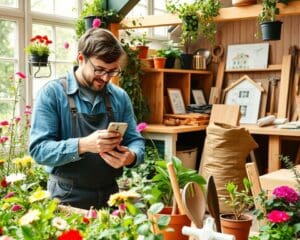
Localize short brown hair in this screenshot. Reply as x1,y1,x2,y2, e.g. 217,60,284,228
78,28,124,63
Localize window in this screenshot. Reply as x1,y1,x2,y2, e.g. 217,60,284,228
31,0,78,17
0,0,18,8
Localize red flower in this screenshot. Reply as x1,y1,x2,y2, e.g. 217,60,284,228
58,229,83,240
11,204,22,212
0,120,9,127
267,210,290,223
0,179,9,188
82,217,89,224
0,226,2,235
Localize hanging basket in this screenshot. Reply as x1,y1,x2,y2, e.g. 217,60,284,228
29,54,49,67
260,21,283,41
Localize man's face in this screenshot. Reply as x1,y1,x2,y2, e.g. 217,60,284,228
80,56,120,91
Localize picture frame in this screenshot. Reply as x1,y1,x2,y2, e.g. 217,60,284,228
192,89,207,105
226,43,269,70
167,88,186,114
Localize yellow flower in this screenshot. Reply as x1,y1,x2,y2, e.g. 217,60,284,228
1,202,10,210
12,156,34,168
29,189,50,203
108,190,140,207
0,158,5,166
19,209,41,226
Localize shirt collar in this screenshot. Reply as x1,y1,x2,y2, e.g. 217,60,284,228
66,66,113,95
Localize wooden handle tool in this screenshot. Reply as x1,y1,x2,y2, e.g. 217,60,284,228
167,162,185,215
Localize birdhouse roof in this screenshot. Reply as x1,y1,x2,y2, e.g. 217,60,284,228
223,75,265,93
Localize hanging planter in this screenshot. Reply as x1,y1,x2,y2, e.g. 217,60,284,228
260,21,282,41
29,54,49,67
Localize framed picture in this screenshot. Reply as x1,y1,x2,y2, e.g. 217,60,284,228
226,43,269,70
167,88,186,114
192,89,207,105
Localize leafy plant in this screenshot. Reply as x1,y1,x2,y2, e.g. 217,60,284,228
258,0,289,23
130,32,151,46
25,35,52,56
156,40,182,58
75,0,120,39
224,178,254,220
148,156,206,206
165,0,221,53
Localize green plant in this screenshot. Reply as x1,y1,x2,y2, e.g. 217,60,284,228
130,32,151,46
224,178,254,220
165,0,221,54
25,35,52,56
258,0,289,23
156,40,182,58
148,156,206,206
75,0,120,39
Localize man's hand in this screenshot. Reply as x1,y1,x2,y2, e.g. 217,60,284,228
99,145,136,169
78,129,122,154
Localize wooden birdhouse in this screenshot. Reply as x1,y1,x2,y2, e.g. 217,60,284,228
224,75,264,124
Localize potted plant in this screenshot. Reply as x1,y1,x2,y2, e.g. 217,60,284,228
75,0,120,39
25,35,52,66
146,157,206,240
258,0,290,41
165,0,221,69
220,178,254,240
156,40,182,68
130,32,151,59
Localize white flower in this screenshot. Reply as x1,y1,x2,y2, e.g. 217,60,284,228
19,209,41,226
29,189,50,203
6,173,26,183
52,217,69,231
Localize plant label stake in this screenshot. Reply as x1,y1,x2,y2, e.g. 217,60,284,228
182,217,235,240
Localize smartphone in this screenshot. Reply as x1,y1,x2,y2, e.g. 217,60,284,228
107,122,128,137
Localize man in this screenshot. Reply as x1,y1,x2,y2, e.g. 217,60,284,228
29,28,145,210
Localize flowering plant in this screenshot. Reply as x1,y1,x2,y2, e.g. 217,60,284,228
250,182,300,239
25,35,52,57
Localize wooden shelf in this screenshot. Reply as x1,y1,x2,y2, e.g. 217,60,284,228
142,68,212,75
142,124,207,134
120,1,300,29
225,64,282,73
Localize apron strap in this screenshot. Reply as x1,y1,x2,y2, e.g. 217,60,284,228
60,77,114,120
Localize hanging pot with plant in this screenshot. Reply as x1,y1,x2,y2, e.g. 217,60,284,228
258,0,290,41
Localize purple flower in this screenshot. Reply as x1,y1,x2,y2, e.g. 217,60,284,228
136,122,148,132
273,186,299,203
267,210,290,223
93,18,101,28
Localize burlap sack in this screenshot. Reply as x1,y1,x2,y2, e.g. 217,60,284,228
199,123,258,213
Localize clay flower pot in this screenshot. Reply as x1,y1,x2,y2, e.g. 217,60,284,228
220,213,253,240
136,45,149,59
153,57,166,69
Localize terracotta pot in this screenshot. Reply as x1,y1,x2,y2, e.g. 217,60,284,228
149,207,191,240
153,57,166,69
136,45,149,59
220,213,252,240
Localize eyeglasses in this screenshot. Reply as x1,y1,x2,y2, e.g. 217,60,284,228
87,58,121,77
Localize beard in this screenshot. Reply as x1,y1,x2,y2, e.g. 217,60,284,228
81,71,107,92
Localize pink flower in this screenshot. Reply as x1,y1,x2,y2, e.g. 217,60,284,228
267,210,290,223
0,120,9,127
25,105,31,109
119,203,126,211
63,42,69,49
136,122,148,132
15,116,21,123
16,71,26,79
93,18,101,28
112,209,120,216
4,192,14,199
85,208,97,219
11,204,22,212
0,136,9,144
23,110,32,115
273,186,299,203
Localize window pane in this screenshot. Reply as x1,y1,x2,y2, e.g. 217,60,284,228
31,0,53,14
55,27,76,61
126,5,147,17
31,0,77,17
0,0,17,8
154,1,166,10
0,61,16,119
55,62,73,77
0,19,17,58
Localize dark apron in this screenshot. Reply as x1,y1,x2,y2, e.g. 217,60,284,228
48,78,122,209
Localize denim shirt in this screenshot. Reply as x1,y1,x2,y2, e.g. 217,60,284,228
29,69,145,173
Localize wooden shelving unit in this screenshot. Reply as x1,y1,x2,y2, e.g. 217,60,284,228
120,1,300,29
224,64,282,73
141,68,213,123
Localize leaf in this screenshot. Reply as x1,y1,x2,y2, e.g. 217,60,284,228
157,215,171,229
148,202,164,214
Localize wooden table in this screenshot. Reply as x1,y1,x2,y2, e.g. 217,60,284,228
142,124,207,161
242,124,300,172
